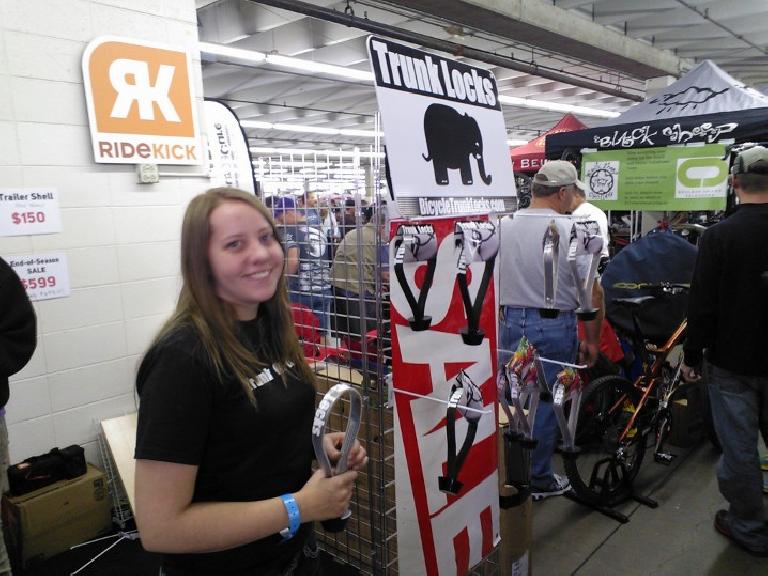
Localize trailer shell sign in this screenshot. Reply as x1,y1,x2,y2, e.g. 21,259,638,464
82,36,202,165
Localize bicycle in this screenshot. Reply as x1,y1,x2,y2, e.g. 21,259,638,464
562,282,708,519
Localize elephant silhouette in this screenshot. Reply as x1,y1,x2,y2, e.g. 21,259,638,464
422,103,492,186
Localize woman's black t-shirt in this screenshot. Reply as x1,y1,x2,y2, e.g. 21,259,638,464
134,319,315,575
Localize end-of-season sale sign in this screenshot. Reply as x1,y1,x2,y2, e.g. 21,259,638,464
0,188,62,237
9,252,70,301
581,143,727,210
367,37,515,217
82,36,202,165
390,216,499,576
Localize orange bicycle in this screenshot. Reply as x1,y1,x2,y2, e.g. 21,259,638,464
562,283,708,520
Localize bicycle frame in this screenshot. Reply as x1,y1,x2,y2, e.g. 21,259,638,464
615,319,688,443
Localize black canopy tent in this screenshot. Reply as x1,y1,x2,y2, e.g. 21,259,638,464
546,60,768,159
544,61,768,342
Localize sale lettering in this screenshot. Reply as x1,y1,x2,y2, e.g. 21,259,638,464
9,252,70,302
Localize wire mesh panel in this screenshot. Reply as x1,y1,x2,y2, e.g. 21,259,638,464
259,138,501,574
97,429,133,529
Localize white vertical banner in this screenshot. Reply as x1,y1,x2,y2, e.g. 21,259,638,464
8,252,71,301
0,189,62,237
203,99,256,194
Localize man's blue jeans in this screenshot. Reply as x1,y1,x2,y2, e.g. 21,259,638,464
706,360,768,551
499,307,577,487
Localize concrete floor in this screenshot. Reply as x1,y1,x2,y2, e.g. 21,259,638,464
531,441,767,575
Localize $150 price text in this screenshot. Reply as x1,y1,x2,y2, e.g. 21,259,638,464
11,211,46,225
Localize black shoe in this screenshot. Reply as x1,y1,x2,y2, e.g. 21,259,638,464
714,509,768,557
531,474,571,501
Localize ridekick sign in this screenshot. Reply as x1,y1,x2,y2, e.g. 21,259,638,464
82,37,203,165
367,37,516,217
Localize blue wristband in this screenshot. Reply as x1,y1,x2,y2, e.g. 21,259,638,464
279,494,301,540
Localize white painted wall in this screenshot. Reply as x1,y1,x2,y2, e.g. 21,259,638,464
0,0,207,467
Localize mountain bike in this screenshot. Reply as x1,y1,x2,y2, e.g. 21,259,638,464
562,283,707,520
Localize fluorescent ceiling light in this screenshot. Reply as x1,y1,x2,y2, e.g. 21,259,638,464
265,54,374,82
241,120,273,130
507,139,529,146
223,34,250,44
200,42,373,82
241,120,383,138
250,146,385,159
498,95,620,119
198,42,266,64
199,42,623,119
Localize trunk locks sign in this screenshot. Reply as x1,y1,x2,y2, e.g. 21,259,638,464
367,37,515,216
82,36,202,165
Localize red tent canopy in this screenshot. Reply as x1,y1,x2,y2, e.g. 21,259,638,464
510,113,588,174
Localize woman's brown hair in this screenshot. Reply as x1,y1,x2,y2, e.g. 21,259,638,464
147,187,314,402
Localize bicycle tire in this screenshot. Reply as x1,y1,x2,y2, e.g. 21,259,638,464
563,375,647,507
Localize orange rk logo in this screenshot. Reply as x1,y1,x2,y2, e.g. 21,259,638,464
84,38,196,137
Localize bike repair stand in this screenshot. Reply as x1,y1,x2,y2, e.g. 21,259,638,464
555,367,659,523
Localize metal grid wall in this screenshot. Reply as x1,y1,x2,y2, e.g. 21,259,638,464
262,135,501,573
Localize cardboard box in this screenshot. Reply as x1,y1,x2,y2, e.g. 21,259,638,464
2,463,112,568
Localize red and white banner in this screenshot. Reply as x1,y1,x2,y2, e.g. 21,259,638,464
390,215,499,576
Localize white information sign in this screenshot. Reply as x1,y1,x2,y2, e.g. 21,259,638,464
367,37,515,216
8,252,71,301
0,188,62,237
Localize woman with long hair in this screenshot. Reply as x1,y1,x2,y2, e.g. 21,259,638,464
134,188,365,575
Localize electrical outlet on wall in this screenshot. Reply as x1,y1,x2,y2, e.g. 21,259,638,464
136,164,159,184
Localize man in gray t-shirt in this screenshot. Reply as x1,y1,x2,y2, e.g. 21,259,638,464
498,160,602,500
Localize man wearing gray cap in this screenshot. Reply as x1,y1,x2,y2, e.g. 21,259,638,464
682,145,768,556
499,160,602,500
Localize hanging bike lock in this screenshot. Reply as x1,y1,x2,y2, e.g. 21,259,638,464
438,369,483,495
393,224,438,331
311,383,363,532
454,220,499,346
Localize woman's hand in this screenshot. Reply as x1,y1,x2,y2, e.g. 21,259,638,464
296,467,358,522
323,431,368,472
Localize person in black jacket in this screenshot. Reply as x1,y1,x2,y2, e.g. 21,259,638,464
682,145,768,557
0,256,37,574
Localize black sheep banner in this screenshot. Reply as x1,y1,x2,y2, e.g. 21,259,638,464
367,37,516,217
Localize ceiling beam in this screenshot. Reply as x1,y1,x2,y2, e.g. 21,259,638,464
381,0,688,79
247,0,645,101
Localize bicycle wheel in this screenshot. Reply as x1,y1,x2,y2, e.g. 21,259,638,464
563,375,647,507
